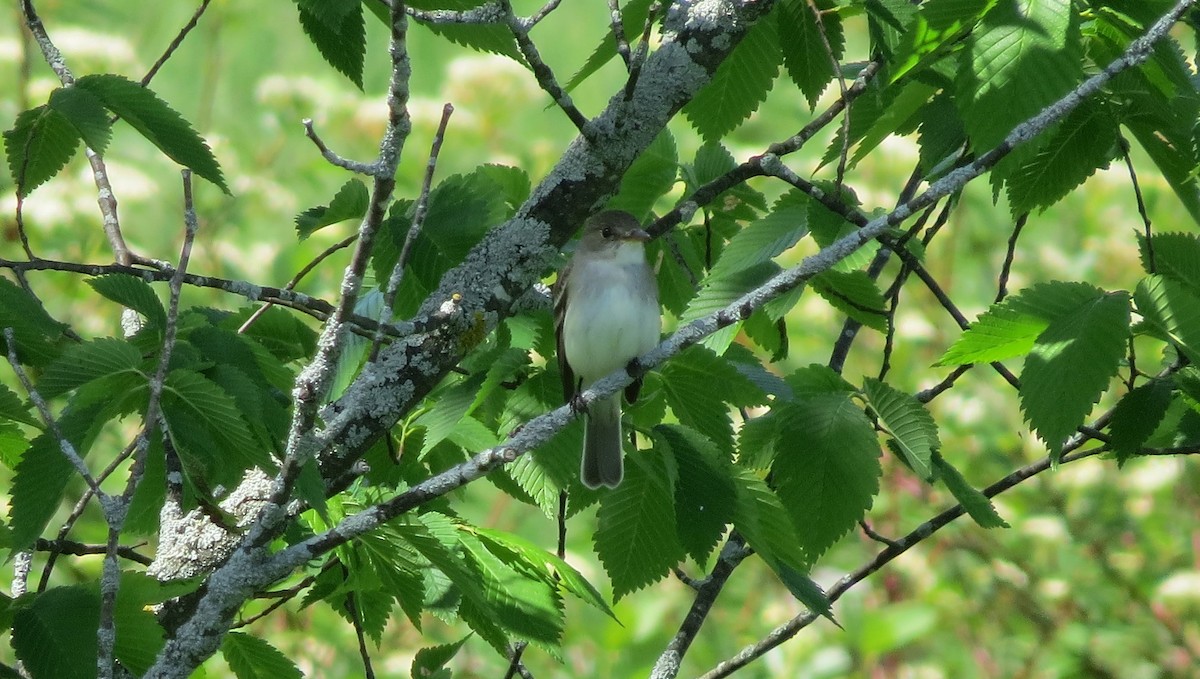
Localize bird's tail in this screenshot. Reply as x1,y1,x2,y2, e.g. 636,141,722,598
582,395,623,489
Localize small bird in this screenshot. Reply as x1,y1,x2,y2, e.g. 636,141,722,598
554,210,661,489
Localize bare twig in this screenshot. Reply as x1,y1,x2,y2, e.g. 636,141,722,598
608,0,633,69
498,0,590,134
996,213,1028,303
372,103,455,360
303,119,382,176
141,0,213,86
1120,135,1155,273
237,233,360,334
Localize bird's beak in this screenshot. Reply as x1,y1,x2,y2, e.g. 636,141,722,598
624,228,651,242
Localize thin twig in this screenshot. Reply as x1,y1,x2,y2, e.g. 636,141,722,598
34,539,152,566
608,0,633,69
4,329,102,494
1120,135,1154,273
302,119,382,175
238,233,359,335
996,213,1028,303
141,0,213,86
806,0,850,190
371,103,455,361
624,1,659,100
498,0,590,134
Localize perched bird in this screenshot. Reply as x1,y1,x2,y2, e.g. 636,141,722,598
554,210,661,489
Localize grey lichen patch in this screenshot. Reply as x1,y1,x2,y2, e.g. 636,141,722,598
148,469,274,581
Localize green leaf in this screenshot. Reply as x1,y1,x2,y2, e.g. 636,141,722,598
7,402,105,551
564,0,656,91
2,104,80,197
420,19,521,62
957,0,1082,150
730,468,807,569
380,169,509,317
811,269,889,332
772,561,836,624
594,449,685,601
1005,101,1117,216
607,129,677,221
708,191,810,280
11,586,99,679
658,346,764,453
0,382,39,429
162,369,268,480
222,631,303,679
891,0,993,82
296,0,366,88
684,261,778,354
233,305,318,364
1136,275,1200,363
1108,379,1174,465
804,183,871,272
475,527,615,620
295,178,370,239
682,13,781,140
87,274,168,330
47,85,112,155
779,0,845,109
937,281,1108,366
74,74,228,193
862,378,937,481
655,425,735,565
37,337,143,400
412,636,470,679
932,453,1008,528
1140,232,1200,291
460,527,564,647
772,395,882,565
0,278,70,367
1019,289,1130,461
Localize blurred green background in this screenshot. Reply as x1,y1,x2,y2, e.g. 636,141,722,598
1,1,1197,677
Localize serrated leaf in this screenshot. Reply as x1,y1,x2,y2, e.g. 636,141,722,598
730,467,807,569
772,561,837,624
1139,232,1200,291
47,85,111,155
862,378,937,480
381,169,509,317
459,526,564,646
1006,101,1117,216
412,636,470,679
162,369,268,477
87,274,168,329
684,261,778,353
0,278,70,367
295,178,370,239
222,631,303,679
3,104,80,197
0,382,39,429
1019,289,1130,461
233,305,318,364
475,527,615,620
8,432,75,552
564,0,655,91
422,20,521,61
937,303,1047,366
1136,275,1200,363
1109,379,1174,465
297,0,366,88
957,0,1082,150
938,281,1107,366
811,270,889,332
74,74,227,193
708,192,809,280
682,14,781,140
780,0,845,108
655,424,735,565
805,183,871,272
37,337,143,399
11,586,99,679
607,129,677,221
932,453,1008,528
772,395,882,565
658,346,764,453
594,450,684,600
891,0,992,82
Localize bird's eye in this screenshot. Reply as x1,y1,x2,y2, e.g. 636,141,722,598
601,227,614,238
